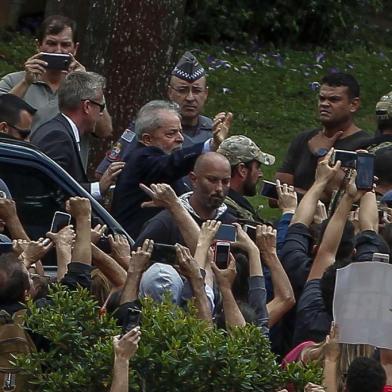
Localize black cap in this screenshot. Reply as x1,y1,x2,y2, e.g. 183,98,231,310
171,51,206,82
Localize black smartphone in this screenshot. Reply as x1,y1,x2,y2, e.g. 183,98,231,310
331,149,357,168
50,211,71,233
120,306,141,337
40,52,71,70
214,241,230,269
243,224,257,241
215,224,237,242
97,235,111,254
260,180,279,200
151,243,177,265
355,152,374,190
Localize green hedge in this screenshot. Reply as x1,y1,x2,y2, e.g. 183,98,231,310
184,0,384,46
15,286,322,391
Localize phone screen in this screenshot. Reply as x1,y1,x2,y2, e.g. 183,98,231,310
214,242,230,269
244,224,256,241
50,212,71,233
260,180,279,200
215,224,237,242
151,243,177,265
333,150,357,169
356,152,374,190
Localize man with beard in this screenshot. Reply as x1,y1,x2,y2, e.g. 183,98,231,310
217,135,275,223
133,152,234,247
276,72,369,193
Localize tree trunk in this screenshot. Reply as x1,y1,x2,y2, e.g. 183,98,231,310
45,0,185,176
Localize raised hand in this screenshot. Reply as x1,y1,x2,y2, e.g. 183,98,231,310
212,112,233,149
66,197,91,219
140,183,178,209
176,243,202,280
211,253,236,289
315,148,341,185
276,179,297,214
128,239,153,275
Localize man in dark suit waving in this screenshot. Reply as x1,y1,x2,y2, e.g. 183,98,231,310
111,100,231,239
31,71,123,199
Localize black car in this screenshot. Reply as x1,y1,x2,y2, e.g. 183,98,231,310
0,137,133,270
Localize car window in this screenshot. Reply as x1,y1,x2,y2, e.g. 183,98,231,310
0,162,71,240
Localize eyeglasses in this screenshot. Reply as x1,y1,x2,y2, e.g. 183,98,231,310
169,85,206,97
8,124,31,139
81,99,106,113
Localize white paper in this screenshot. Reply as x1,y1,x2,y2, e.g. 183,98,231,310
333,261,392,349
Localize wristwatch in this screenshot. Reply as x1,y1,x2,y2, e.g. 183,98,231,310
313,148,329,158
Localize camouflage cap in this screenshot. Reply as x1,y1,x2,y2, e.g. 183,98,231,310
217,135,275,166
376,91,392,121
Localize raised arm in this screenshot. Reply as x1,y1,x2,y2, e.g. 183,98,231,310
193,220,221,288
256,224,295,327
66,197,92,265
46,225,75,281
110,327,141,392
307,171,358,281
233,223,269,335
176,244,212,326
91,245,127,287
120,239,153,305
211,255,246,329
358,190,378,233
276,179,298,252
291,148,340,227
140,183,200,252
0,198,29,240
322,323,340,392
108,234,131,270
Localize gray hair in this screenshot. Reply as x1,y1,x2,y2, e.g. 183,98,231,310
135,100,180,138
58,71,106,112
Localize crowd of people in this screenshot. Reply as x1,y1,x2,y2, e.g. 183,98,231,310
2,13,392,392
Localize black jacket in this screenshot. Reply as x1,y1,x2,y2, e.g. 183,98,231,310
31,113,90,191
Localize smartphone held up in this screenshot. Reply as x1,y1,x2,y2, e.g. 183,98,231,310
50,211,71,233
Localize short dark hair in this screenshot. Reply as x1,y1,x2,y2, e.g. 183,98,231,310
346,357,386,392
37,15,78,43
321,72,360,99
0,94,36,126
320,258,351,316
0,253,30,305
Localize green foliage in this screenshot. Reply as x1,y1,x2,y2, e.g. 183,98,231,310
133,297,283,391
284,361,323,392
184,0,384,46
15,285,119,392
0,31,35,76
15,287,322,392
196,44,392,219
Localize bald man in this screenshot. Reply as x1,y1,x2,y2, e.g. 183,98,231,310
134,152,235,247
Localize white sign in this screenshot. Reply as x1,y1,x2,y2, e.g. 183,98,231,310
333,261,392,349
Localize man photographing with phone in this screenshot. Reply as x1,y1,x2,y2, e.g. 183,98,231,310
0,15,112,165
